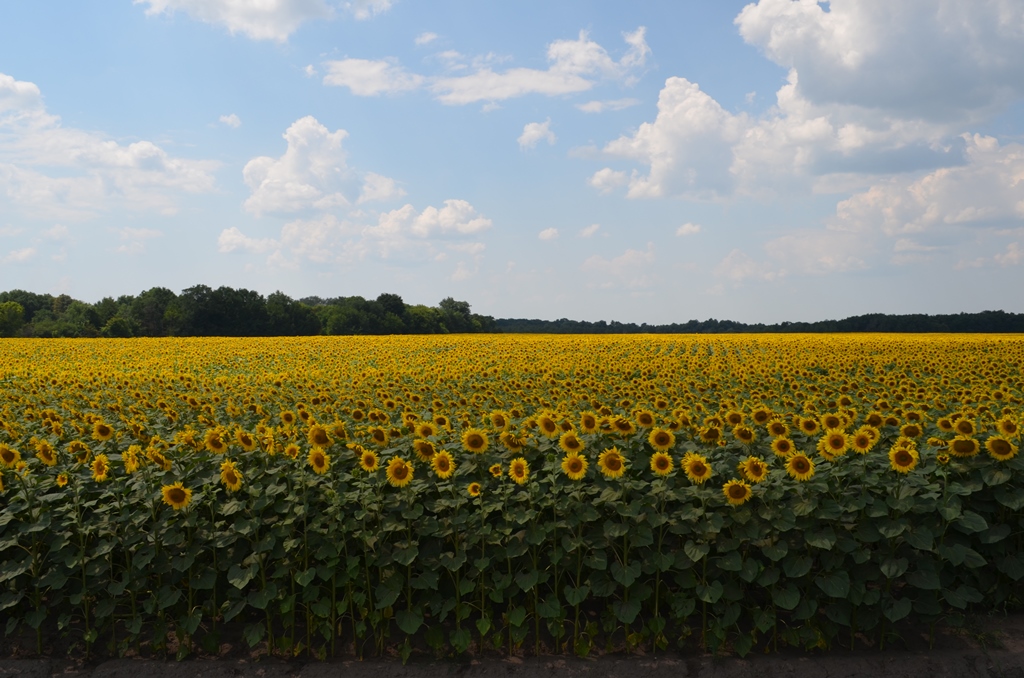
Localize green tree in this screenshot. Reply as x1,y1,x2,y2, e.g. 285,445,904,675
0,301,25,337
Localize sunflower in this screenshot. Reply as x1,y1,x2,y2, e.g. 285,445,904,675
220,459,243,492
724,410,744,426
431,450,456,479
561,451,588,481
235,430,257,452
509,457,530,485
648,428,675,452
766,419,789,437
949,435,980,458
995,416,1019,438
489,410,512,431
954,418,976,436
864,412,884,428
204,429,228,454
367,426,389,448
798,418,820,435
92,454,111,482
308,448,331,475
850,429,875,454
786,454,815,482
412,439,437,463
986,435,1019,462
936,453,951,465
936,417,954,432
739,456,768,483
579,412,600,434
359,449,380,472
67,440,90,463
284,443,300,459
699,426,722,444
467,482,482,497
488,463,503,478
820,413,843,430
650,451,674,476
461,428,489,454
722,480,752,506
732,425,755,444
0,445,21,469
611,417,637,436
433,414,452,430
147,448,172,471
817,429,848,458
415,422,438,438
123,445,141,474
598,448,626,479
386,457,414,487
499,430,527,452
899,423,923,439
770,437,794,458
888,446,918,473
161,482,192,511
56,472,69,488
92,421,114,442
35,441,57,467
559,431,585,454
635,410,656,428
683,453,712,484
536,414,560,438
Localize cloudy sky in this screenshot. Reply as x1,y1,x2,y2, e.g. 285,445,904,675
2,1,1023,324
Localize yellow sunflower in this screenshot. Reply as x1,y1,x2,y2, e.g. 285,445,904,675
359,449,380,472
56,473,69,488
284,442,300,459
0,444,21,469
489,410,512,431
683,453,712,484
722,479,752,506
995,417,1019,438
386,457,414,487
579,411,600,434
161,482,192,511
367,426,389,448
766,419,789,437
732,425,755,445
308,448,331,475
235,429,257,452
412,439,437,463
888,446,918,473
509,457,530,485
92,454,111,482
650,451,674,476
92,421,114,442
204,429,228,454
559,431,585,454
598,448,626,479
561,451,588,481
817,429,848,459
949,435,979,458
461,428,489,454
220,459,243,492
499,430,528,452
786,453,815,482
35,441,57,467
536,414,560,438
489,463,503,478
739,456,768,483
986,435,1019,462
648,428,675,452
431,450,456,479
415,422,438,438
467,482,482,497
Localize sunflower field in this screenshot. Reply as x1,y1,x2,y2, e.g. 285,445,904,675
1,334,1023,661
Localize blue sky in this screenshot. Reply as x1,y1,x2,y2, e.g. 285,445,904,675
1,1,1023,324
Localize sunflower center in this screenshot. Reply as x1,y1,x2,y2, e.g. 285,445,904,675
393,464,408,480
224,471,238,484
437,458,450,471
468,434,483,448
992,440,1011,455
728,484,747,499
568,458,583,473
655,433,670,446
605,456,622,471
690,462,706,475
829,436,844,450
794,459,809,473
894,450,913,466
953,439,975,454
168,488,186,503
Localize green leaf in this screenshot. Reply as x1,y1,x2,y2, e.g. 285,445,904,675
717,551,743,572
783,555,812,579
980,524,1012,544
392,545,419,567
537,597,561,619
814,571,850,598
877,519,907,538
295,567,316,587
805,527,836,550
515,569,539,592
508,606,527,627
247,588,273,610
998,554,1024,581
614,598,642,625
733,633,754,658
243,622,266,648
684,540,709,562
158,586,181,610
476,617,491,636
374,582,401,610
396,609,423,635
695,581,723,604
772,585,800,611
227,563,257,589
564,585,590,607
982,466,1012,486
905,526,934,551
906,569,941,590
762,541,789,562
604,521,629,539
884,598,912,622
955,511,988,534
880,557,908,579
610,561,641,587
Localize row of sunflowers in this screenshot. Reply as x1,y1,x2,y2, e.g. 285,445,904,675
0,334,1022,660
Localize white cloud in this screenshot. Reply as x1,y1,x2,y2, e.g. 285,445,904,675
117,227,162,255
588,167,628,194
43,224,69,240
344,0,392,20
219,113,241,128
0,72,217,220
830,135,1024,236
676,223,701,236
538,228,559,240
576,98,641,113
1,247,35,264
322,58,425,96
218,226,278,254
415,32,438,46
243,116,360,215
304,64,317,78
995,242,1022,267
581,243,656,289
579,224,600,237
357,172,405,204
714,249,780,285
135,0,333,42
518,119,556,150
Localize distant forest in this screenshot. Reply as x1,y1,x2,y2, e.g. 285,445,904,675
0,286,1021,337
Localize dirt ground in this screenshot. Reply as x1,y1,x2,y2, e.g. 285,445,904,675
4,615,1024,678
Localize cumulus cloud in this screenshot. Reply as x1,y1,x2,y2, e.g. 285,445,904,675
676,223,701,236
243,116,403,215
0,72,217,220
415,32,438,46
518,119,556,150
579,224,600,237
323,28,650,105
588,167,628,194
135,0,333,42
1,247,35,264
218,226,278,254
219,113,241,128
576,98,640,113
538,228,558,240
995,242,1023,267
117,227,163,255
344,0,392,20
322,58,425,96
581,243,656,289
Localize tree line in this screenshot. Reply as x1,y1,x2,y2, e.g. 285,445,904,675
494,310,1024,334
1,287,1021,337
0,287,495,338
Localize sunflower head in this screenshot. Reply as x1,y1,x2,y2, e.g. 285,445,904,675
949,435,979,458
489,410,512,431
786,453,815,482
986,435,1018,462
431,450,456,479
579,412,600,434
683,453,712,484
467,482,482,497
561,451,588,481
359,449,380,472
509,457,530,485
161,482,192,511
888,446,918,474
536,415,560,438
648,428,675,452
559,431,585,454
770,437,793,458
739,456,768,483
308,448,331,475
412,439,437,462
92,421,114,442
635,410,656,428
766,419,789,437
284,442,300,459
220,459,243,491
954,418,976,436
415,422,438,438
386,457,414,487
461,428,489,454
92,454,111,482
995,417,1019,438
56,473,69,488
0,444,22,469
722,479,752,506
489,463,503,478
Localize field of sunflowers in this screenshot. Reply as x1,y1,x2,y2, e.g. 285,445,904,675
0,334,1022,661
